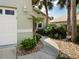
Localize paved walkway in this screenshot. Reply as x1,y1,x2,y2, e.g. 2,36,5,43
0,44,16,59
18,37,59,59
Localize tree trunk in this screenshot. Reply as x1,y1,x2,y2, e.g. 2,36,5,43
71,0,77,41
67,6,71,36
44,1,49,27
33,17,36,36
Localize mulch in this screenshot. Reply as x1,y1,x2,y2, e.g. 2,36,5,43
53,39,79,59
17,41,44,56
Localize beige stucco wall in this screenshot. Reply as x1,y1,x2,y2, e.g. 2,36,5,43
0,0,16,7
17,0,33,43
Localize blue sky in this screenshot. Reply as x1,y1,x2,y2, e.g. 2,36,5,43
41,0,79,19
48,6,67,18
41,5,67,19
41,0,67,19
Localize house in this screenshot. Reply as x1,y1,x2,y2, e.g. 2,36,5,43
33,7,53,30
50,14,79,24
0,0,33,45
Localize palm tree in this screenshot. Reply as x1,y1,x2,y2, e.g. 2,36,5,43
37,0,54,27
71,0,77,41
57,0,71,37
57,0,79,41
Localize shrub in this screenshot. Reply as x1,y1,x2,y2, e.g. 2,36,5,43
77,25,79,34
20,38,37,49
36,29,45,36
36,24,67,39
36,24,57,36
55,25,67,39
47,24,67,39
44,24,56,36
34,34,41,42
75,35,79,44
60,24,67,32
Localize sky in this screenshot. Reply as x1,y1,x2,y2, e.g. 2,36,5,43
41,0,67,19
48,6,67,18
40,0,79,19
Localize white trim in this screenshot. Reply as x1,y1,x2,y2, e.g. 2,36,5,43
17,29,32,33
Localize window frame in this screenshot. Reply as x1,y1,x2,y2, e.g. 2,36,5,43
0,9,3,14
37,22,43,29
5,9,15,15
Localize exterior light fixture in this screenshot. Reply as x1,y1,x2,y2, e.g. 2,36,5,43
24,5,27,12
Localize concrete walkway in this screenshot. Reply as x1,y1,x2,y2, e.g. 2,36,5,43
0,44,16,59
18,37,59,59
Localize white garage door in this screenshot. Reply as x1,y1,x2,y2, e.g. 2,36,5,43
0,7,17,46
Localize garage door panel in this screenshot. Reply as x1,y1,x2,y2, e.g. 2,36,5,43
0,8,17,45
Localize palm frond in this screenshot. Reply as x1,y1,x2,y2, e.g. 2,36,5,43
47,1,53,10
38,1,43,9
57,0,66,9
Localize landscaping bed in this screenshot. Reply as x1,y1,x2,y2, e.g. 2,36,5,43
52,39,79,59
17,41,44,56
17,34,44,56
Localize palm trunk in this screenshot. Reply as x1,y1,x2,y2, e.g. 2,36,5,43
66,0,71,36
44,0,48,27
33,17,36,36
67,6,71,36
71,0,77,41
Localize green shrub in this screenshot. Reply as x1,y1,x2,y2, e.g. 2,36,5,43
75,35,79,44
36,24,67,39
20,38,37,49
60,24,67,32
77,25,79,34
36,24,56,36
48,24,67,39
34,34,41,42
36,29,46,36
44,24,56,36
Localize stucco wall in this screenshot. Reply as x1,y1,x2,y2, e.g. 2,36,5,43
0,0,16,7
17,0,33,43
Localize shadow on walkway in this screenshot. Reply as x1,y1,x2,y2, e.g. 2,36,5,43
57,51,71,59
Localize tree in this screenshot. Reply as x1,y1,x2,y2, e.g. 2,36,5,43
57,0,71,37
37,0,54,27
30,16,44,36
71,0,77,41
57,0,79,41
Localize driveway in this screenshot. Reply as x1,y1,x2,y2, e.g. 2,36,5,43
0,44,16,59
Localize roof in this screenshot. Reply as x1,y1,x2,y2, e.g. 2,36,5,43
50,14,79,23
33,7,53,20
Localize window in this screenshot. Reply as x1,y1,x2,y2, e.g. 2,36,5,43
0,9,2,14
38,23,42,28
5,10,14,15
